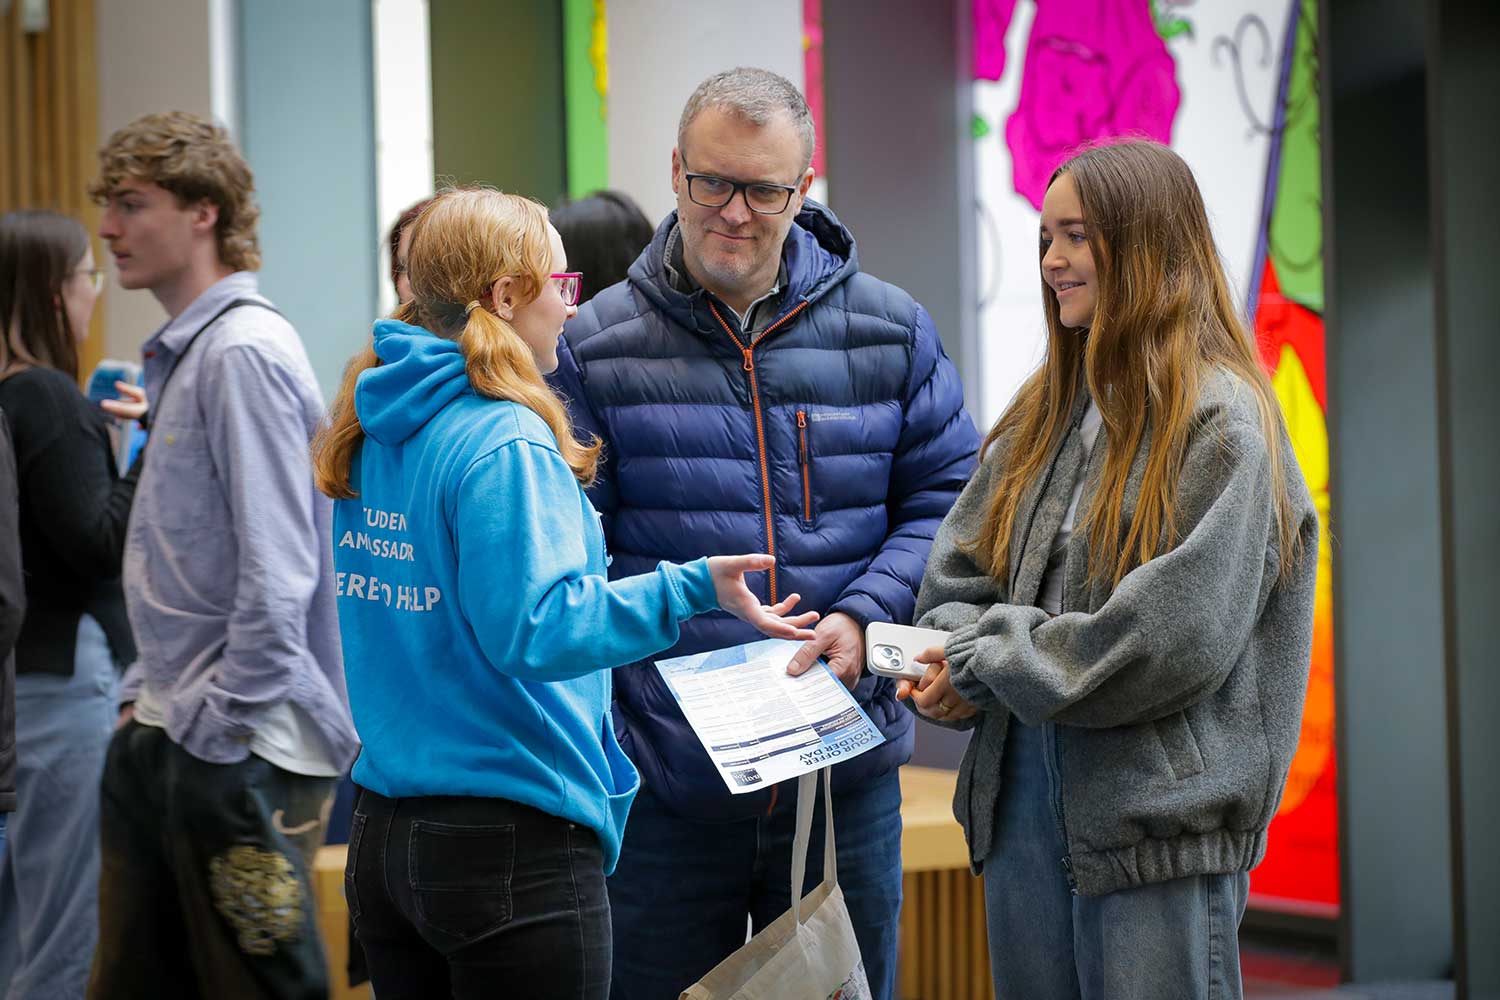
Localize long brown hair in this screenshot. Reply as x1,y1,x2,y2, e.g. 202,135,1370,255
313,189,599,498
0,210,90,381
969,140,1302,586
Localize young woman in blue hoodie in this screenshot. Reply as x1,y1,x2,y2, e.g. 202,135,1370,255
312,188,817,1000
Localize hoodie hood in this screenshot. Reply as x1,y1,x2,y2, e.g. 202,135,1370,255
356,319,471,446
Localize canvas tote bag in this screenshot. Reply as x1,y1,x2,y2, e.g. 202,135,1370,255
680,767,872,1000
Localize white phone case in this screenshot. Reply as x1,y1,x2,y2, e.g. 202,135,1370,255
865,622,952,681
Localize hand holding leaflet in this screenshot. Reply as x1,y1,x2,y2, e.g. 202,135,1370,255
656,638,885,794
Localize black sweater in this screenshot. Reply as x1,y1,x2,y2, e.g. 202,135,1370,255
0,367,137,677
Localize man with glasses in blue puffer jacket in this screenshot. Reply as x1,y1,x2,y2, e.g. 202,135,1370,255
550,66,979,1000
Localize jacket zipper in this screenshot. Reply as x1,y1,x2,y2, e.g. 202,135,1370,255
1044,722,1077,893
708,300,810,604
796,410,812,523
1019,408,1088,891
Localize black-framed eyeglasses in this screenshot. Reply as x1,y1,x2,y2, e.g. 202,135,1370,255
684,170,800,215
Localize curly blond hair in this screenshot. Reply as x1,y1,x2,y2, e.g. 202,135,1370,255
89,111,261,272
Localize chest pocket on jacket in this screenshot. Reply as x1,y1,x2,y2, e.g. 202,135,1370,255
794,410,815,523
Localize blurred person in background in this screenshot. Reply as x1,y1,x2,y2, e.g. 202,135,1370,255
0,210,142,999
0,412,20,907
387,197,433,306
551,190,654,305
86,112,357,1000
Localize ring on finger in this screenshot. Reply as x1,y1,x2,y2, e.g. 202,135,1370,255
932,702,951,716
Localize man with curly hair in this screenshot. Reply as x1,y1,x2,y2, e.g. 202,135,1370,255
86,111,357,1000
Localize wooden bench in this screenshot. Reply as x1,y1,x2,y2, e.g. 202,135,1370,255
312,766,990,1000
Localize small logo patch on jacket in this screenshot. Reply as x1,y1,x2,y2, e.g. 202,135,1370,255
809,411,857,423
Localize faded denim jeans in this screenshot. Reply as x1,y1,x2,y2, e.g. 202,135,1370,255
0,616,116,1000
982,719,1249,999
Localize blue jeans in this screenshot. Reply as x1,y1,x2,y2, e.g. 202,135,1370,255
608,768,903,1000
0,616,117,1000
983,719,1249,999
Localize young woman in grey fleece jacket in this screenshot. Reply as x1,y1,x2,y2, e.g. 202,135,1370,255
899,141,1320,999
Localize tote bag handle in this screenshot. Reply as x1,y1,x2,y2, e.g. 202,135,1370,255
787,767,838,925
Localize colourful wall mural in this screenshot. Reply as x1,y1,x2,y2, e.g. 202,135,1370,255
563,0,609,200
973,0,1337,916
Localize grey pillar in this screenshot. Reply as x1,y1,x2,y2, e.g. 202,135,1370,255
238,0,378,398
821,0,980,417
1327,0,1500,991
822,0,976,772
1429,2,1500,995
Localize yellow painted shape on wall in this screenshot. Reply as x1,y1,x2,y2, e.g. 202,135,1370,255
591,0,609,118
1271,345,1334,815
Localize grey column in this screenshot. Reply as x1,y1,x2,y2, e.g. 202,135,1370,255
822,0,976,771
1429,2,1500,996
238,0,379,398
1327,0,1500,991
821,0,979,416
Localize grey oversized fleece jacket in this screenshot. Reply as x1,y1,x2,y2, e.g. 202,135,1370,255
914,370,1318,895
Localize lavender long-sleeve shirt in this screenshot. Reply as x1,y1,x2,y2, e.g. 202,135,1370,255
121,272,357,767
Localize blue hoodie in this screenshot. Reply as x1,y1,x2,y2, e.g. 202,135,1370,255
335,319,717,872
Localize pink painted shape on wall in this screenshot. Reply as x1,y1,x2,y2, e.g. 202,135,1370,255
1002,0,1182,209
974,0,1021,81
803,0,826,176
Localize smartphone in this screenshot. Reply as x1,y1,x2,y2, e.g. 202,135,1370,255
865,622,951,681
85,359,142,407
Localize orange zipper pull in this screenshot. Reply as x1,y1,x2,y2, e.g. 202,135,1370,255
742,348,754,371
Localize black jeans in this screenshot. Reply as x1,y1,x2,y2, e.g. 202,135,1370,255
346,786,611,1000
89,721,334,1000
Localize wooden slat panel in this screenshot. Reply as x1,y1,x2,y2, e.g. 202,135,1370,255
0,4,12,210
0,1,103,376
9,4,32,206
50,0,73,211
896,866,992,999
32,33,53,207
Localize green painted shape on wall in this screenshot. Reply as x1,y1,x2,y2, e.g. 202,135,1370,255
1269,0,1324,313
429,0,566,206
564,0,608,199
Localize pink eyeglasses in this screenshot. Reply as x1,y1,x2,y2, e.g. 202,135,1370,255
551,272,583,307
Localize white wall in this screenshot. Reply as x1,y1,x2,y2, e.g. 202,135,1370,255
372,0,434,316
94,0,218,360
606,0,805,225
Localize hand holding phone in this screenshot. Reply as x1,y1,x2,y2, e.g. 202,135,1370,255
864,622,951,681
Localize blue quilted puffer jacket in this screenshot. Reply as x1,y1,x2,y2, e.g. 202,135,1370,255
550,201,979,821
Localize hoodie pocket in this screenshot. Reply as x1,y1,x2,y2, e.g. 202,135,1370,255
1154,711,1205,780
795,410,813,524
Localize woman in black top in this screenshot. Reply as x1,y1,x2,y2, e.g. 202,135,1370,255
0,210,142,997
